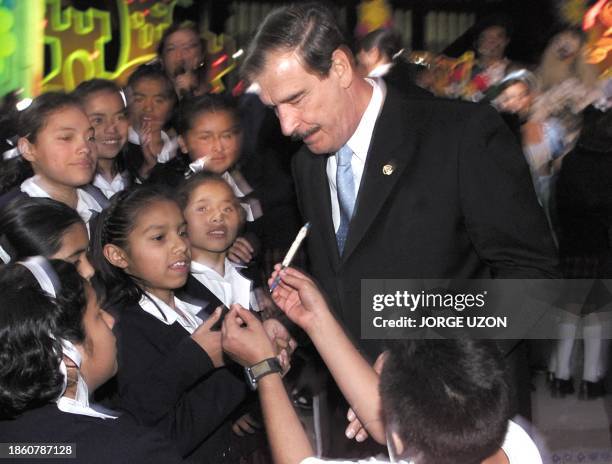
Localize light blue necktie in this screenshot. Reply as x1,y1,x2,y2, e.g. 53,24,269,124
336,145,355,255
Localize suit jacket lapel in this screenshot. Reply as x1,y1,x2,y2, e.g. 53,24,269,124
342,90,427,261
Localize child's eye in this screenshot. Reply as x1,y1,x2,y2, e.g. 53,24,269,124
152,234,164,241
224,206,235,213
59,135,73,141
196,206,208,213
91,117,103,125
117,113,128,122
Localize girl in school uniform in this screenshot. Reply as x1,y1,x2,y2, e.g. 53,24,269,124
90,185,249,463
0,258,184,463
124,64,179,181
0,196,94,279
0,92,107,230
73,79,131,199
146,94,263,267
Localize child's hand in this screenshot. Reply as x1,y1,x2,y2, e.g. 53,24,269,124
138,121,159,179
227,237,255,265
190,306,225,368
232,413,261,436
268,265,332,333
262,318,298,374
221,304,276,367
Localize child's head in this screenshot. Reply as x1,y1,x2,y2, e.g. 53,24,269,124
177,173,245,260
91,186,190,308
0,197,93,280
0,258,116,419
126,64,177,133
0,92,96,194
176,94,242,174
157,21,204,81
73,79,129,163
380,340,510,464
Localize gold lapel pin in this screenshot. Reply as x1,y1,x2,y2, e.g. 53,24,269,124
382,164,394,175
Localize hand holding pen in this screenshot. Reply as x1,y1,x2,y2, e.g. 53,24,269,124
269,223,310,293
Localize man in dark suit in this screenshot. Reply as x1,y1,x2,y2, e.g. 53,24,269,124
241,2,558,427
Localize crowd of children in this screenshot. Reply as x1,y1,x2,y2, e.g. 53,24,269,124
0,15,551,464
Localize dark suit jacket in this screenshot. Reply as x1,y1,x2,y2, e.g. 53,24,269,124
0,404,185,464
292,87,560,356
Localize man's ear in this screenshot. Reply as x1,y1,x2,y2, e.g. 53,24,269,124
331,47,355,89
103,244,129,269
18,137,35,163
178,135,189,154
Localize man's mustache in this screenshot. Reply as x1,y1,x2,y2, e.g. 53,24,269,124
291,126,320,142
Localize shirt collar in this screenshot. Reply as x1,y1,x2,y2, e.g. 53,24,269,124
190,258,247,277
344,78,386,162
20,176,103,224
127,126,177,163
138,292,202,327
368,62,393,78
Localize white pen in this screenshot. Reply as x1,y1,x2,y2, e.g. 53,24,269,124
269,222,311,292
184,155,211,178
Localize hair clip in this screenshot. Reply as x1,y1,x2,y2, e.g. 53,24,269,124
17,256,61,298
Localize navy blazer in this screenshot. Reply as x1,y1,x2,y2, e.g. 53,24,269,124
114,300,247,463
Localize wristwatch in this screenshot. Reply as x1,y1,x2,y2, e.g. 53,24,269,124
244,357,282,390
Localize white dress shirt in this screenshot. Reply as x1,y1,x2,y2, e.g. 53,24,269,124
326,78,386,232
138,292,203,334
92,171,129,199
128,126,178,163
190,258,252,309
20,176,104,231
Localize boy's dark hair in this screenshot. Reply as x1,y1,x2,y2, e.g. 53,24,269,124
0,260,86,419
357,29,403,60
241,2,347,81
380,340,510,464
0,92,83,194
175,93,241,136
126,63,176,101
0,197,84,262
90,185,177,310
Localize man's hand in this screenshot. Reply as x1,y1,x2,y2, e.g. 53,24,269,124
221,304,276,367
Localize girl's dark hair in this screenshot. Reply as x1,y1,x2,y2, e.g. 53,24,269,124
156,21,204,63
90,185,177,309
357,29,403,60
0,260,87,419
126,63,177,101
176,171,246,221
175,93,241,136
0,92,83,194
72,78,129,175
0,197,84,262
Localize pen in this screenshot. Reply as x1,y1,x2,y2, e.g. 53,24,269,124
184,155,211,178
269,222,311,292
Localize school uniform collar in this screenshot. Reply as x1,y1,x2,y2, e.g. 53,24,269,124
138,292,202,332
20,176,104,225
128,126,178,163
368,62,393,78
190,259,251,308
57,396,117,420
221,171,255,221
92,171,129,199
345,77,386,163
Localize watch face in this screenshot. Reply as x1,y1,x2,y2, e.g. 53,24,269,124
251,360,272,378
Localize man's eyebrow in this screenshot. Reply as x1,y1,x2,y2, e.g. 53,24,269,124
278,90,305,105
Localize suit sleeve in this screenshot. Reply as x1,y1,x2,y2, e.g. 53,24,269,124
458,104,561,278
116,313,247,456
